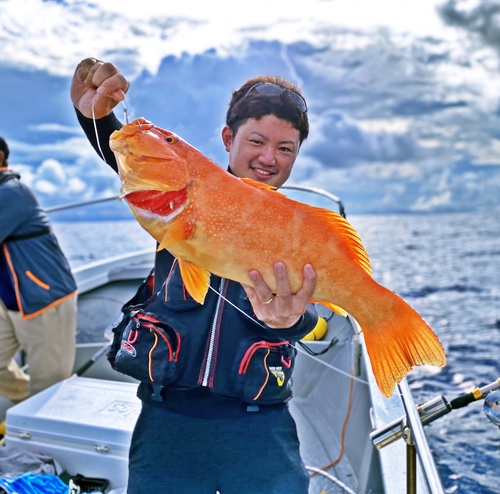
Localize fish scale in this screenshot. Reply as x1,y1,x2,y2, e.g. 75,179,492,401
109,117,446,398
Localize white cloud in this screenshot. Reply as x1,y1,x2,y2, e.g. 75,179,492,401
38,158,66,185
0,0,457,77
27,123,82,134
356,118,413,134
66,176,87,194
34,179,58,194
411,191,452,211
469,138,500,165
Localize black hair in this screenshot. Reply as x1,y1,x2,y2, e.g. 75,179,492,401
0,137,9,165
226,75,309,144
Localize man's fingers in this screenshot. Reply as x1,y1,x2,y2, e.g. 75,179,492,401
96,74,129,100
296,264,317,301
247,271,274,304
75,58,98,83
273,262,291,298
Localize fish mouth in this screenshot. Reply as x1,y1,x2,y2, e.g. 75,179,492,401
124,188,188,222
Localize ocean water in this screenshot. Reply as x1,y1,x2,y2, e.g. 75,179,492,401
51,212,500,494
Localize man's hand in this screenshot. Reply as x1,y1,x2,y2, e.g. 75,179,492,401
242,262,316,329
70,58,130,119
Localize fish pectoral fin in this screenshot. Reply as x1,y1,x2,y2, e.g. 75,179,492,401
157,219,196,251
177,258,210,304
311,300,348,317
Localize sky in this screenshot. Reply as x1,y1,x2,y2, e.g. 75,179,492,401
2,0,500,216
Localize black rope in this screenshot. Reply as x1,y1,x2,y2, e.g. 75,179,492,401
297,337,338,356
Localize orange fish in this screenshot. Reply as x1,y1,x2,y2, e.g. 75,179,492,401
109,117,446,397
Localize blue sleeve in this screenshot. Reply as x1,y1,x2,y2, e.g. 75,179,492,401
0,183,33,243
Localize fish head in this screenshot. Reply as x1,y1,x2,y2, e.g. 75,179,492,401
109,117,194,235
110,117,191,190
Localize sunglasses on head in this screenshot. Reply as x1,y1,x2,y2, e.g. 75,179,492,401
244,83,308,113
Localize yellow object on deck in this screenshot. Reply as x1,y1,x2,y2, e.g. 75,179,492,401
301,317,328,341
0,420,5,436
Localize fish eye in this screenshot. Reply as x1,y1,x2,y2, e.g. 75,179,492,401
165,135,178,144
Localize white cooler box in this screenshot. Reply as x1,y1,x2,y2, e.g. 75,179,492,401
5,376,141,490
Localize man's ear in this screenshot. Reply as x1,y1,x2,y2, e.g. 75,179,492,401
221,126,233,152
0,151,4,167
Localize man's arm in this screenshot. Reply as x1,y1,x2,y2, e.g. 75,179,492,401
71,58,130,172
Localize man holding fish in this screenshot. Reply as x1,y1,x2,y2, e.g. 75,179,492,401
71,58,319,494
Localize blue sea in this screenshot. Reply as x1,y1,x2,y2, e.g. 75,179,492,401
51,212,500,494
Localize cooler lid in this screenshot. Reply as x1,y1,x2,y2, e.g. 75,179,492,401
6,376,141,450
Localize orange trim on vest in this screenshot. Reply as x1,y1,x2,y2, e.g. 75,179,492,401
3,244,77,320
25,270,50,290
3,244,23,314
0,167,8,172
20,290,77,320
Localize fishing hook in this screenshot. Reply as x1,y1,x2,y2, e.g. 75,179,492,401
91,94,130,163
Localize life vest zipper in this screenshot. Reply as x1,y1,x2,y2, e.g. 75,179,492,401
201,278,226,387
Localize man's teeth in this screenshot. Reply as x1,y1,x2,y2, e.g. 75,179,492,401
254,168,271,175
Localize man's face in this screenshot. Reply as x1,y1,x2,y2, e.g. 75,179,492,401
222,114,300,188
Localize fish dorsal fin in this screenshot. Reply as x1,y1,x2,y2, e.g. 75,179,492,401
311,300,348,317
177,258,211,304
308,207,372,276
157,218,195,251
287,201,371,276
240,177,283,194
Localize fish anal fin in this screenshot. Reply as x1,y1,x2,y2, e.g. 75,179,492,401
311,300,348,317
361,291,446,398
177,258,210,304
157,219,195,251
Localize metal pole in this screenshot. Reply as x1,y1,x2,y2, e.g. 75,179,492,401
281,184,346,217
398,381,445,494
403,426,417,494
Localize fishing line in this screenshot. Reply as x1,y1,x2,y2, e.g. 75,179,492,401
294,345,370,385
207,284,268,331
207,283,371,386
91,94,107,163
91,95,130,164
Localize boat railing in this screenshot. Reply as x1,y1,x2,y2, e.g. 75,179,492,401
282,187,449,494
45,195,120,213
396,380,445,494
372,376,500,494
281,185,346,217
45,187,451,494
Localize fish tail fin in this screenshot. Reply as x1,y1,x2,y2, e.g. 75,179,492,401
360,289,446,398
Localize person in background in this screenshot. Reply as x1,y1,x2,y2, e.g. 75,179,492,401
0,137,77,403
71,58,317,494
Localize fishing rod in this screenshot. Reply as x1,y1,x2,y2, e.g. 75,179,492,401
371,377,500,449
45,195,120,213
